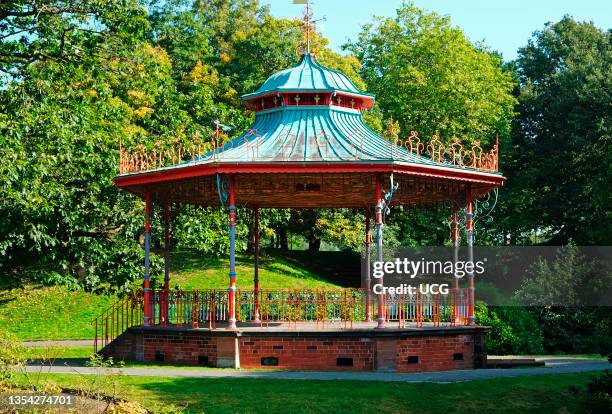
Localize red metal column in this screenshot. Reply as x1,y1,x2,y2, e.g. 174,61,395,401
364,208,372,322
143,190,152,327
452,205,460,324
465,186,475,325
227,176,237,329
375,176,385,329
253,207,261,323
162,202,171,326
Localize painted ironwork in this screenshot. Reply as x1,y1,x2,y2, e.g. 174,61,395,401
119,126,500,175
92,287,471,352
227,176,237,329
465,187,476,325
143,191,152,326
364,208,372,322
253,208,261,323
242,53,371,101
375,175,385,329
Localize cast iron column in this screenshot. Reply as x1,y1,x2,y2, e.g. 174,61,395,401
465,186,475,325
143,190,152,326
364,208,372,322
161,202,171,326
452,205,460,324
375,176,385,329
253,207,261,323
228,176,238,329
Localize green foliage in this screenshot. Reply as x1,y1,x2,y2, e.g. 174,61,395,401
347,2,517,144
0,330,27,387
495,16,611,244
475,304,544,355
527,307,612,355
514,243,612,306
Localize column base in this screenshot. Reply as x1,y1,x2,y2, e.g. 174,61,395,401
375,318,386,329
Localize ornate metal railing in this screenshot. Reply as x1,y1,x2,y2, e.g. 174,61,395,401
93,288,470,352
93,291,143,353
118,131,499,174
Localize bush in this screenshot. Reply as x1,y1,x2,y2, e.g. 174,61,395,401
476,304,544,355
528,306,612,354
0,330,27,387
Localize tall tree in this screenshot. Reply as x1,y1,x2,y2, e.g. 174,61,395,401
347,3,517,246
498,17,611,245
346,2,517,146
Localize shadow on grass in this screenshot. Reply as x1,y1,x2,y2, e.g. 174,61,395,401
166,249,358,287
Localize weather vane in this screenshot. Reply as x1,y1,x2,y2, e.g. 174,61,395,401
293,0,326,54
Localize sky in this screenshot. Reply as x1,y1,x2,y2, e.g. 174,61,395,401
260,0,611,61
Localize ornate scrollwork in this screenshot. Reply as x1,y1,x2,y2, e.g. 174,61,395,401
405,131,424,156
427,135,444,163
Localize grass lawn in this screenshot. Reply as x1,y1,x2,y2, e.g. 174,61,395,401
22,345,95,360
0,286,116,341
0,250,340,341
26,371,600,414
165,250,341,290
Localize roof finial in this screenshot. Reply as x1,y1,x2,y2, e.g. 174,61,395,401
294,0,324,55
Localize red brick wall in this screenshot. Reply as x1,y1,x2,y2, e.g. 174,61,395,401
102,328,485,371
395,334,474,372
239,337,374,370
141,333,218,366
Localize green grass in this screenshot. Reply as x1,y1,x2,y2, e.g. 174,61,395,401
0,286,116,341
25,371,601,414
22,345,95,360
0,250,341,341
164,250,341,290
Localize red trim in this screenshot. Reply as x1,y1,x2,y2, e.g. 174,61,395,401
114,162,505,188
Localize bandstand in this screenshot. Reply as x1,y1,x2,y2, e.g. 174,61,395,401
96,25,504,371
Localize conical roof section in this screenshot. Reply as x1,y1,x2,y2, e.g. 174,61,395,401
116,52,502,180
242,53,374,100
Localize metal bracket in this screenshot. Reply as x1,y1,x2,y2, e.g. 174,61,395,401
216,174,229,208
382,173,399,216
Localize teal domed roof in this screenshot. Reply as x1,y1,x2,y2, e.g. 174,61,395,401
241,53,374,100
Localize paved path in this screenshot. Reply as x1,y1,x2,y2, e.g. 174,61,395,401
25,357,609,383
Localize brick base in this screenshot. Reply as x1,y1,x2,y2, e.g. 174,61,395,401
101,326,488,372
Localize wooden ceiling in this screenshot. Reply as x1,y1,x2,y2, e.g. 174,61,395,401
125,173,496,208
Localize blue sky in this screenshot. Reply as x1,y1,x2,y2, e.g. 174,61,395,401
261,0,611,61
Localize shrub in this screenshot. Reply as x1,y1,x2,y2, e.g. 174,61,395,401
476,304,544,355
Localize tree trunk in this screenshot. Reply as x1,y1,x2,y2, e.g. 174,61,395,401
308,235,321,252
279,228,288,250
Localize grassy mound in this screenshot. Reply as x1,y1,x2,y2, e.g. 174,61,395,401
164,251,344,290
0,286,116,340
0,250,346,340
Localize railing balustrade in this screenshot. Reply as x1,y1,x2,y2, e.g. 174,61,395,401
93,288,470,353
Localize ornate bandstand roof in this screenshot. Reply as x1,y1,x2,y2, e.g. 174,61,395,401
242,53,374,103
115,51,504,208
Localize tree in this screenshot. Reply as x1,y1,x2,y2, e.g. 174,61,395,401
347,3,516,246
0,0,148,78
500,16,611,245
346,2,517,146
